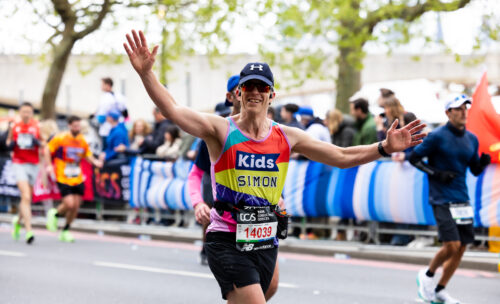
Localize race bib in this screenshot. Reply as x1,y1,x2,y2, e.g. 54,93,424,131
449,203,474,225
236,205,277,252
64,163,81,178
18,133,34,149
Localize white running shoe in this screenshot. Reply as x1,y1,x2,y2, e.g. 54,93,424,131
417,269,435,302
432,289,460,304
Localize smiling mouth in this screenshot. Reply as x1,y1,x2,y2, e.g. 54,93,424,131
247,99,262,104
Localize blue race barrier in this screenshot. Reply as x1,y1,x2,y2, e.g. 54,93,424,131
129,157,500,227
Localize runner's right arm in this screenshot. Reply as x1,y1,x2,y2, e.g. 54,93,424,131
123,30,226,144
187,164,210,225
408,132,456,183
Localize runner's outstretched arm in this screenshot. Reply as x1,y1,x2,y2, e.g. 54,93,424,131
123,30,226,142
284,119,426,169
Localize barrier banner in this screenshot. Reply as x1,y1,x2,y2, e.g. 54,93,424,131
94,158,131,203
283,160,500,227
0,157,19,197
128,157,500,227
32,160,95,203
129,156,192,210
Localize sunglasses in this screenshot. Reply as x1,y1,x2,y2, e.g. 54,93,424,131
241,82,271,93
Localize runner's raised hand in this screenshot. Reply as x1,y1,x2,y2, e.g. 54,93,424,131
123,30,159,75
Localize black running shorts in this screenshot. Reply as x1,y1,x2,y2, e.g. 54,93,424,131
57,183,85,197
205,232,278,300
432,204,474,244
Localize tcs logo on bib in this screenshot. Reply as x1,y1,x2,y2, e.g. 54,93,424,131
235,151,279,172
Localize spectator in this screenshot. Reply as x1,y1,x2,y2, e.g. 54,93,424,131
267,106,276,120
297,106,330,142
376,96,405,141
95,77,127,148
297,106,331,239
377,88,395,108
392,112,418,162
100,110,129,162
156,126,182,160
80,119,101,156
129,119,152,150
349,98,378,145
280,103,304,129
141,107,173,154
324,109,357,147
39,120,59,144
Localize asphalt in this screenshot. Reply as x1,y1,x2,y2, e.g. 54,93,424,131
1,213,499,273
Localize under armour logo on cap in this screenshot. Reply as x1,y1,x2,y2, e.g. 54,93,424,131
250,64,263,71
239,62,274,87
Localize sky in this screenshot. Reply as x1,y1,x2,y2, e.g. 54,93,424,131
0,0,499,56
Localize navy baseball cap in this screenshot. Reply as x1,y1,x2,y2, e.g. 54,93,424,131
225,75,240,107
214,102,231,117
239,62,274,88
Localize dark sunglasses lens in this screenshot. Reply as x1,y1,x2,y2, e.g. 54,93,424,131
242,83,270,93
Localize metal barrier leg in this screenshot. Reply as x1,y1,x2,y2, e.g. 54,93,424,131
368,221,380,244
172,210,181,227
154,209,161,224
301,217,306,237
96,201,103,221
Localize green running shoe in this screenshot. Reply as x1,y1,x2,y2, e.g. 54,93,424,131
12,216,21,241
59,230,75,243
46,208,58,232
25,230,34,244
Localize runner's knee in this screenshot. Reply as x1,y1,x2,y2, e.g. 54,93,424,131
444,241,461,256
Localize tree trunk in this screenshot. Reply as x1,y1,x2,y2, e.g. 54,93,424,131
335,46,361,114
41,37,75,119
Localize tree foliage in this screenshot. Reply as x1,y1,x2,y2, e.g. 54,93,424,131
258,0,475,113
150,0,240,85
19,0,240,118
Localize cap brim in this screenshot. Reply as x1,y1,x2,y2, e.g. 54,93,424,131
239,75,273,87
447,99,471,110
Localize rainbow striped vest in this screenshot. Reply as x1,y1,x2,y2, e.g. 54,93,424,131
207,117,290,233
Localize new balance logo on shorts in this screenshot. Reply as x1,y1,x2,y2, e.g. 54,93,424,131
236,151,279,172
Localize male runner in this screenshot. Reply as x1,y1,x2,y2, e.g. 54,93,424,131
124,29,425,303
8,102,41,244
410,94,490,304
45,116,102,242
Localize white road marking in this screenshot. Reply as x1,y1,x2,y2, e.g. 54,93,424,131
94,261,214,279
278,282,298,289
0,250,26,257
94,261,298,288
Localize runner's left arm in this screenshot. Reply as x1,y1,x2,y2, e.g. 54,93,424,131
283,119,426,169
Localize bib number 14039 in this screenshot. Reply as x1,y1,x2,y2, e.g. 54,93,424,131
235,205,278,252
238,223,277,242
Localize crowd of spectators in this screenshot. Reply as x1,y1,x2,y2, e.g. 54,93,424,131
0,76,430,243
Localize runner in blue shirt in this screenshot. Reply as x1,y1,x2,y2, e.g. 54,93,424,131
410,94,491,304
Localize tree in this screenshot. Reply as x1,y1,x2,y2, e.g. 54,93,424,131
30,0,113,119
259,0,472,113
22,0,239,118
151,0,239,86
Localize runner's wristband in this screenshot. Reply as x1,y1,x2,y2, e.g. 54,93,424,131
378,141,391,157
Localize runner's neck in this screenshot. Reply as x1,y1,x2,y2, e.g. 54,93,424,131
231,114,271,141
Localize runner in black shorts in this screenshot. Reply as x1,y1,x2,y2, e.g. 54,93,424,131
45,116,102,242
124,30,425,303
411,94,491,304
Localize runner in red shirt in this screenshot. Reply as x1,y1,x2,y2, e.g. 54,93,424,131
7,102,42,244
